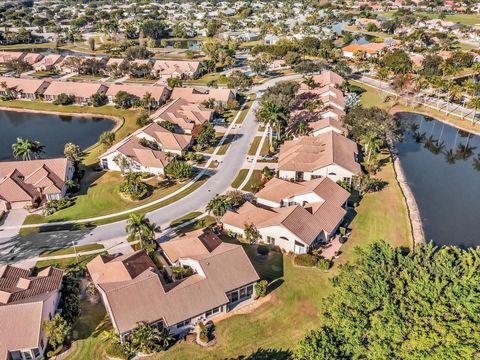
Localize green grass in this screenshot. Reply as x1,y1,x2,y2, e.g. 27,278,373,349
35,252,105,270
380,11,480,26
175,215,216,235
68,74,105,81
0,100,141,165
231,169,249,188
349,80,396,110
170,211,203,227
182,72,228,86
236,94,256,125
241,170,263,192
23,174,187,224
217,134,235,155
248,136,269,156
65,300,111,360
39,243,104,257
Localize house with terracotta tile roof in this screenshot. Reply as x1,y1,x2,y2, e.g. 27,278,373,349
87,229,259,338
32,55,64,71
342,43,386,58
222,177,350,254
170,87,234,105
22,53,44,66
100,122,191,175
277,131,361,183
0,51,25,64
151,60,202,81
106,84,170,108
43,81,108,105
0,76,50,100
298,71,345,90
150,97,214,134
0,265,63,360
0,158,74,211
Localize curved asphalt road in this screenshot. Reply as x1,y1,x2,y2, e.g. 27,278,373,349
0,74,302,263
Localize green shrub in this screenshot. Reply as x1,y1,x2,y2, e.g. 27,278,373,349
257,244,270,256
347,84,366,95
255,280,268,297
316,258,331,271
53,93,75,105
294,253,317,267
105,343,129,360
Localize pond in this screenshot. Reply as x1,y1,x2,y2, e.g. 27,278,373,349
0,110,115,161
329,21,375,46
396,112,480,248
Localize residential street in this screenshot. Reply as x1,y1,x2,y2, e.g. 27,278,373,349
0,74,302,263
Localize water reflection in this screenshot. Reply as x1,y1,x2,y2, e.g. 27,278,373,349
396,112,480,247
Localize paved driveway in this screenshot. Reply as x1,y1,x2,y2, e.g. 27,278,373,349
0,209,28,241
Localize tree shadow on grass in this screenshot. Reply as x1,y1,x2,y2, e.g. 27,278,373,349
225,347,292,360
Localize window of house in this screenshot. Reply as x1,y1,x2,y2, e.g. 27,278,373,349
246,285,253,296
239,287,248,299
228,291,239,303
176,319,191,328
23,351,32,360
266,236,275,245
205,306,220,317
101,158,108,169
33,348,40,357
40,339,44,350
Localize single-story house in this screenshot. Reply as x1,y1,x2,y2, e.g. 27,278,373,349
170,87,234,105
43,81,108,104
342,43,386,58
0,158,74,211
0,51,25,64
277,131,361,183
100,122,191,175
106,84,170,107
32,55,64,72
264,34,279,45
87,229,259,338
150,97,214,134
309,117,347,137
0,265,63,360
56,56,106,74
152,60,202,81
22,53,44,66
0,76,50,100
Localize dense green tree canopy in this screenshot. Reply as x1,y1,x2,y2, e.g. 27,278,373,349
295,241,480,360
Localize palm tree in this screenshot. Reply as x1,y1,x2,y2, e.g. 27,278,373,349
30,141,45,159
12,138,35,160
125,213,160,251
142,92,153,114
472,154,480,172
302,76,317,89
256,100,288,150
467,96,480,124
206,195,228,223
443,148,456,164
360,132,383,164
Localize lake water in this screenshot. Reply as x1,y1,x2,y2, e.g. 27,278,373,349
0,110,115,160
396,112,480,248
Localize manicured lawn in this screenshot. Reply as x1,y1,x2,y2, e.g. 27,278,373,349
65,300,111,360
68,74,106,81
241,170,263,192
349,80,396,110
175,215,216,235
0,100,141,165
236,94,256,125
39,243,104,257
217,134,235,155
380,11,480,26
231,169,249,188
23,173,187,223
170,211,203,227
35,252,106,270
248,136,269,156
182,72,228,86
